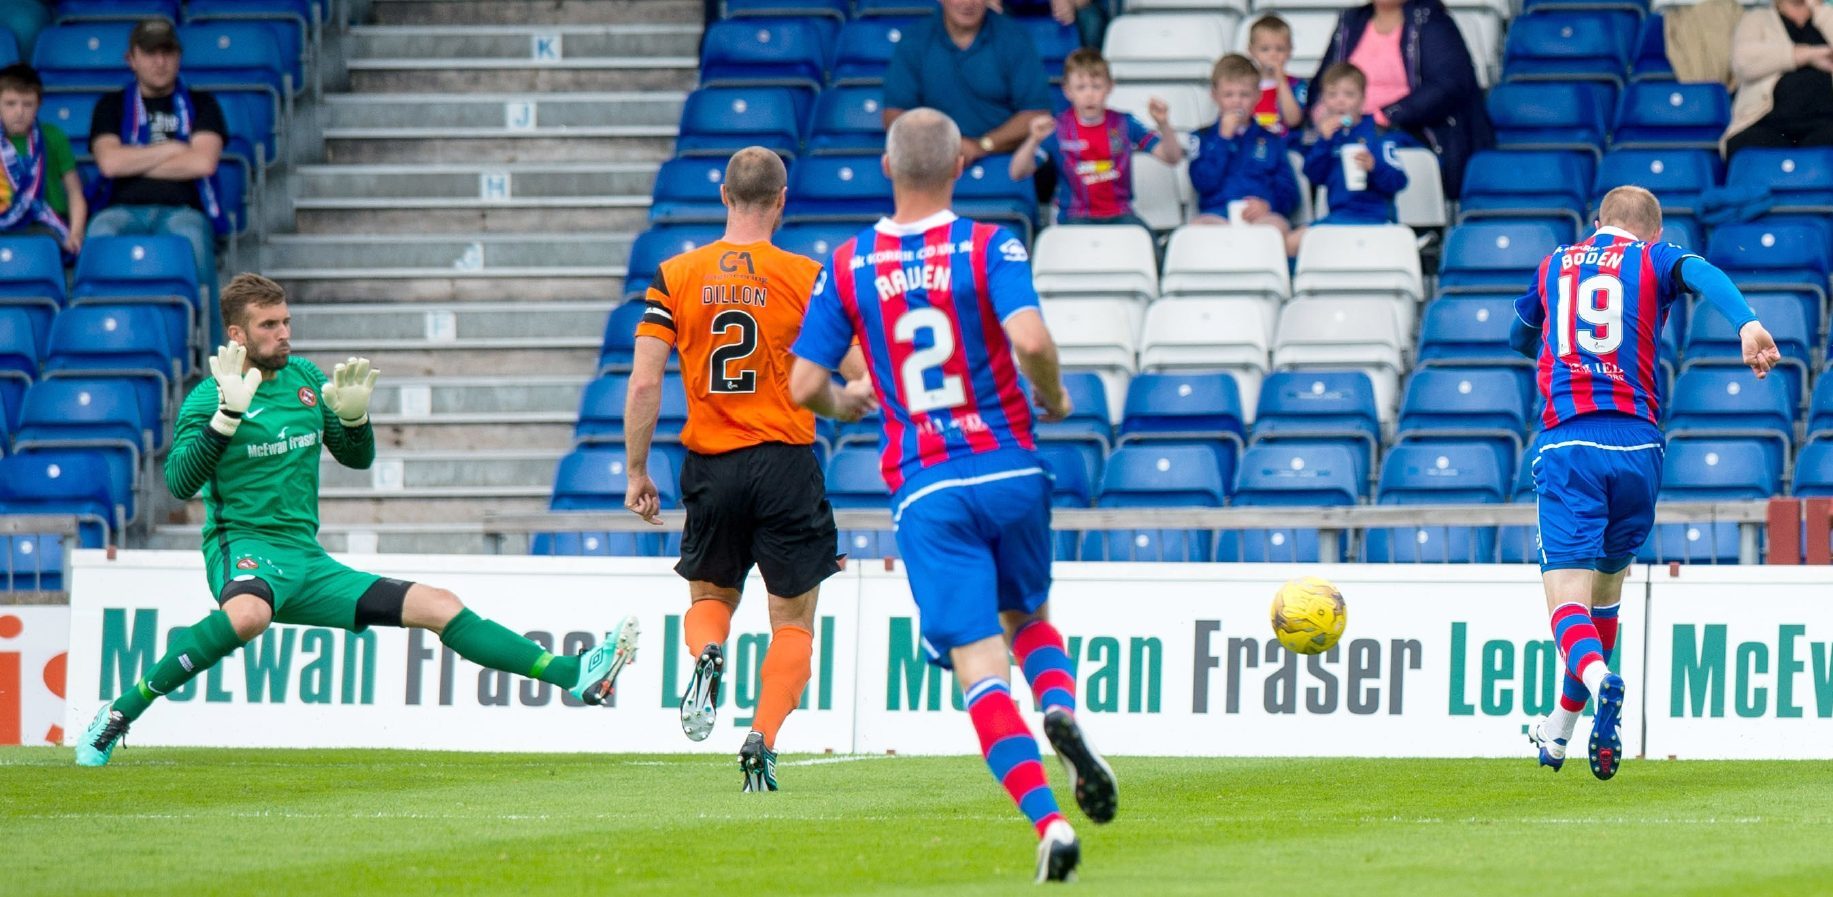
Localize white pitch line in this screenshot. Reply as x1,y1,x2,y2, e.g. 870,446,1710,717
783,754,897,767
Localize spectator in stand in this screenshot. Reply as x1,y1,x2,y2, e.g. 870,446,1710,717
0,1,51,64
1189,55,1300,242
88,19,230,344
0,64,84,254
1010,49,1183,227
1246,15,1307,137
1292,63,1409,255
1310,0,1488,198
882,0,1053,167
1724,0,1833,158
991,0,1108,51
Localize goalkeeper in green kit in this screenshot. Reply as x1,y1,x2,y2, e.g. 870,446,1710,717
76,274,640,766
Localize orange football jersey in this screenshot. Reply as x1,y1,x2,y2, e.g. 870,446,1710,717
634,240,824,455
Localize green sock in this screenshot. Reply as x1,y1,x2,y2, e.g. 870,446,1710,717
441,609,580,687
112,610,244,722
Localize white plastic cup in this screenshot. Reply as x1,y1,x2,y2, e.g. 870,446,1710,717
1226,199,1248,226
1340,144,1368,192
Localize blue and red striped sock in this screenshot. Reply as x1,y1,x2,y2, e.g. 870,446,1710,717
965,677,1065,839
1012,620,1076,716
1552,602,1607,695
1559,600,1621,711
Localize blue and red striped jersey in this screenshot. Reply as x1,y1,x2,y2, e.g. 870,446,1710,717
792,211,1040,493
1514,226,1698,429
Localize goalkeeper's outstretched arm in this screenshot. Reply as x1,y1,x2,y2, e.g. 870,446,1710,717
316,356,378,470
166,342,264,499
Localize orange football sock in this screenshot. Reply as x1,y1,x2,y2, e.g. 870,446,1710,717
751,626,813,750
683,600,733,655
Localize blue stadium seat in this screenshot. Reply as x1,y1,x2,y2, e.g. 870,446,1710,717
833,410,881,448
11,378,143,495
1659,437,1781,500
42,304,174,429
1116,372,1244,482
1659,216,1703,254
0,235,68,355
1630,13,1672,81
1610,82,1730,151
1794,440,1833,497
1518,0,1648,14
1364,442,1506,563
1486,82,1614,155
773,222,859,263
826,447,895,559
1497,453,1540,564
1037,442,1093,560
723,0,849,22
0,450,122,545
1665,367,1794,472
1501,12,1637,86
833,18,920,85
699,17,831,95
185,0,312,100
1457,150,1591,228
622,225,724,301
1681,292,1811,406
1016,15,1077,80
213,89,280,174
177,23,288,114
1635,521,1745,565
1081,444,1225,562
1809,375,1833,444
809,85,888,156
32,24,134,90
1035,370,1112,451
1705,221,1830,307
952,156,1038,244
72,235,201,370
1438,220,1574,293
649,156,738,226
1249,370,1380,487
1218,443,1361,562
855,0,937,16
1592,149,1718,216
37,91,99,157
652,373,689,442
675,87,804,159
1725,147,1833,212
784,154,894,225
1396,367,1531,478
0,307,38,434
1,532,68,591
598,301,646,374
535,449,678,557
574,374,629,445
1416,296,1533,369
53,0,178,23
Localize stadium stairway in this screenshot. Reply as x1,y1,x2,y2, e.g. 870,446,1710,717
149,0,701,554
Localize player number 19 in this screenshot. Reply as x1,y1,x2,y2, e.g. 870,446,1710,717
894,307,966,414
1555,272,1624,358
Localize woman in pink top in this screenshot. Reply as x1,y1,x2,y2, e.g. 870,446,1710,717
1308,0,1489,197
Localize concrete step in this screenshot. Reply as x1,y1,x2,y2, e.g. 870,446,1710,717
290,301,614,343
318,494,552,525
148,524,520,555
261,232,632,275
325,134,674,165
294,203,651,235
347,25,698,92
368,375,587,418
373,0,704,26
284,346,602,377
372,421,576,452
291,161,656,233
323,91,681,135
276,275,627,304
318,449,563,493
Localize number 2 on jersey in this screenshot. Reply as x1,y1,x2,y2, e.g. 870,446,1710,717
1555,272,1624,358
708,309,758,394
894,307,966,414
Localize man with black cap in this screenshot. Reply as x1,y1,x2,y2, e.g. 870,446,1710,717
88,18,230,344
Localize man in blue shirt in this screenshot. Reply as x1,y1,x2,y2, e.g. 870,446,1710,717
882,0,1053,166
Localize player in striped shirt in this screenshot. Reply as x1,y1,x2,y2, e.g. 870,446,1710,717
1509,186,1779,780
788,109,1116,883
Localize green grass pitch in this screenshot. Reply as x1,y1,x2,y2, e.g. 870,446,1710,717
4,748,1832,896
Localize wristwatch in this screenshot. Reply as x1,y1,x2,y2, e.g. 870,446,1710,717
978,136,995,153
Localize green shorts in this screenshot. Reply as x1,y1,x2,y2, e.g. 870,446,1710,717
203,536,412,631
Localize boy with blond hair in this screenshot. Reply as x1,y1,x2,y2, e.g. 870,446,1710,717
1011,48,1183,226
1190,54,1299,237
1246,15,1306,136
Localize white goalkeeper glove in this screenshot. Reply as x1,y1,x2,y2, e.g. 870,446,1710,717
321,356,378,427
207,341,264,437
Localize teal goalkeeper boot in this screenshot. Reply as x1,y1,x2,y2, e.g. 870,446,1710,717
75,706,130,767
570,615,641,705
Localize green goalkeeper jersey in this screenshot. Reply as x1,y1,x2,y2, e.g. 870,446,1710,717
164,357,376,550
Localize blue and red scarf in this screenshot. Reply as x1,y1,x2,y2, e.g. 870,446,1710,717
0,125,72,243
90,79,232,237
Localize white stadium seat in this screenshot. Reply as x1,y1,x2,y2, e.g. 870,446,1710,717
1032,224,1160,301
1160,224,1290,301
1127,0,1249,18
1130,155,1194,231
1272,298,1404,422
1392,147,1448,229
1108,83,1216,134
1287,149,1313,226
1042,297,1142,418
1293,225,1424,303
1235,8,1339,76
1104,14,1236,84
1140,298,1273,420
1449,9,1499,88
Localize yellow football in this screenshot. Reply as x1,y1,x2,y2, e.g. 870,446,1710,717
1270,576,1348,655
